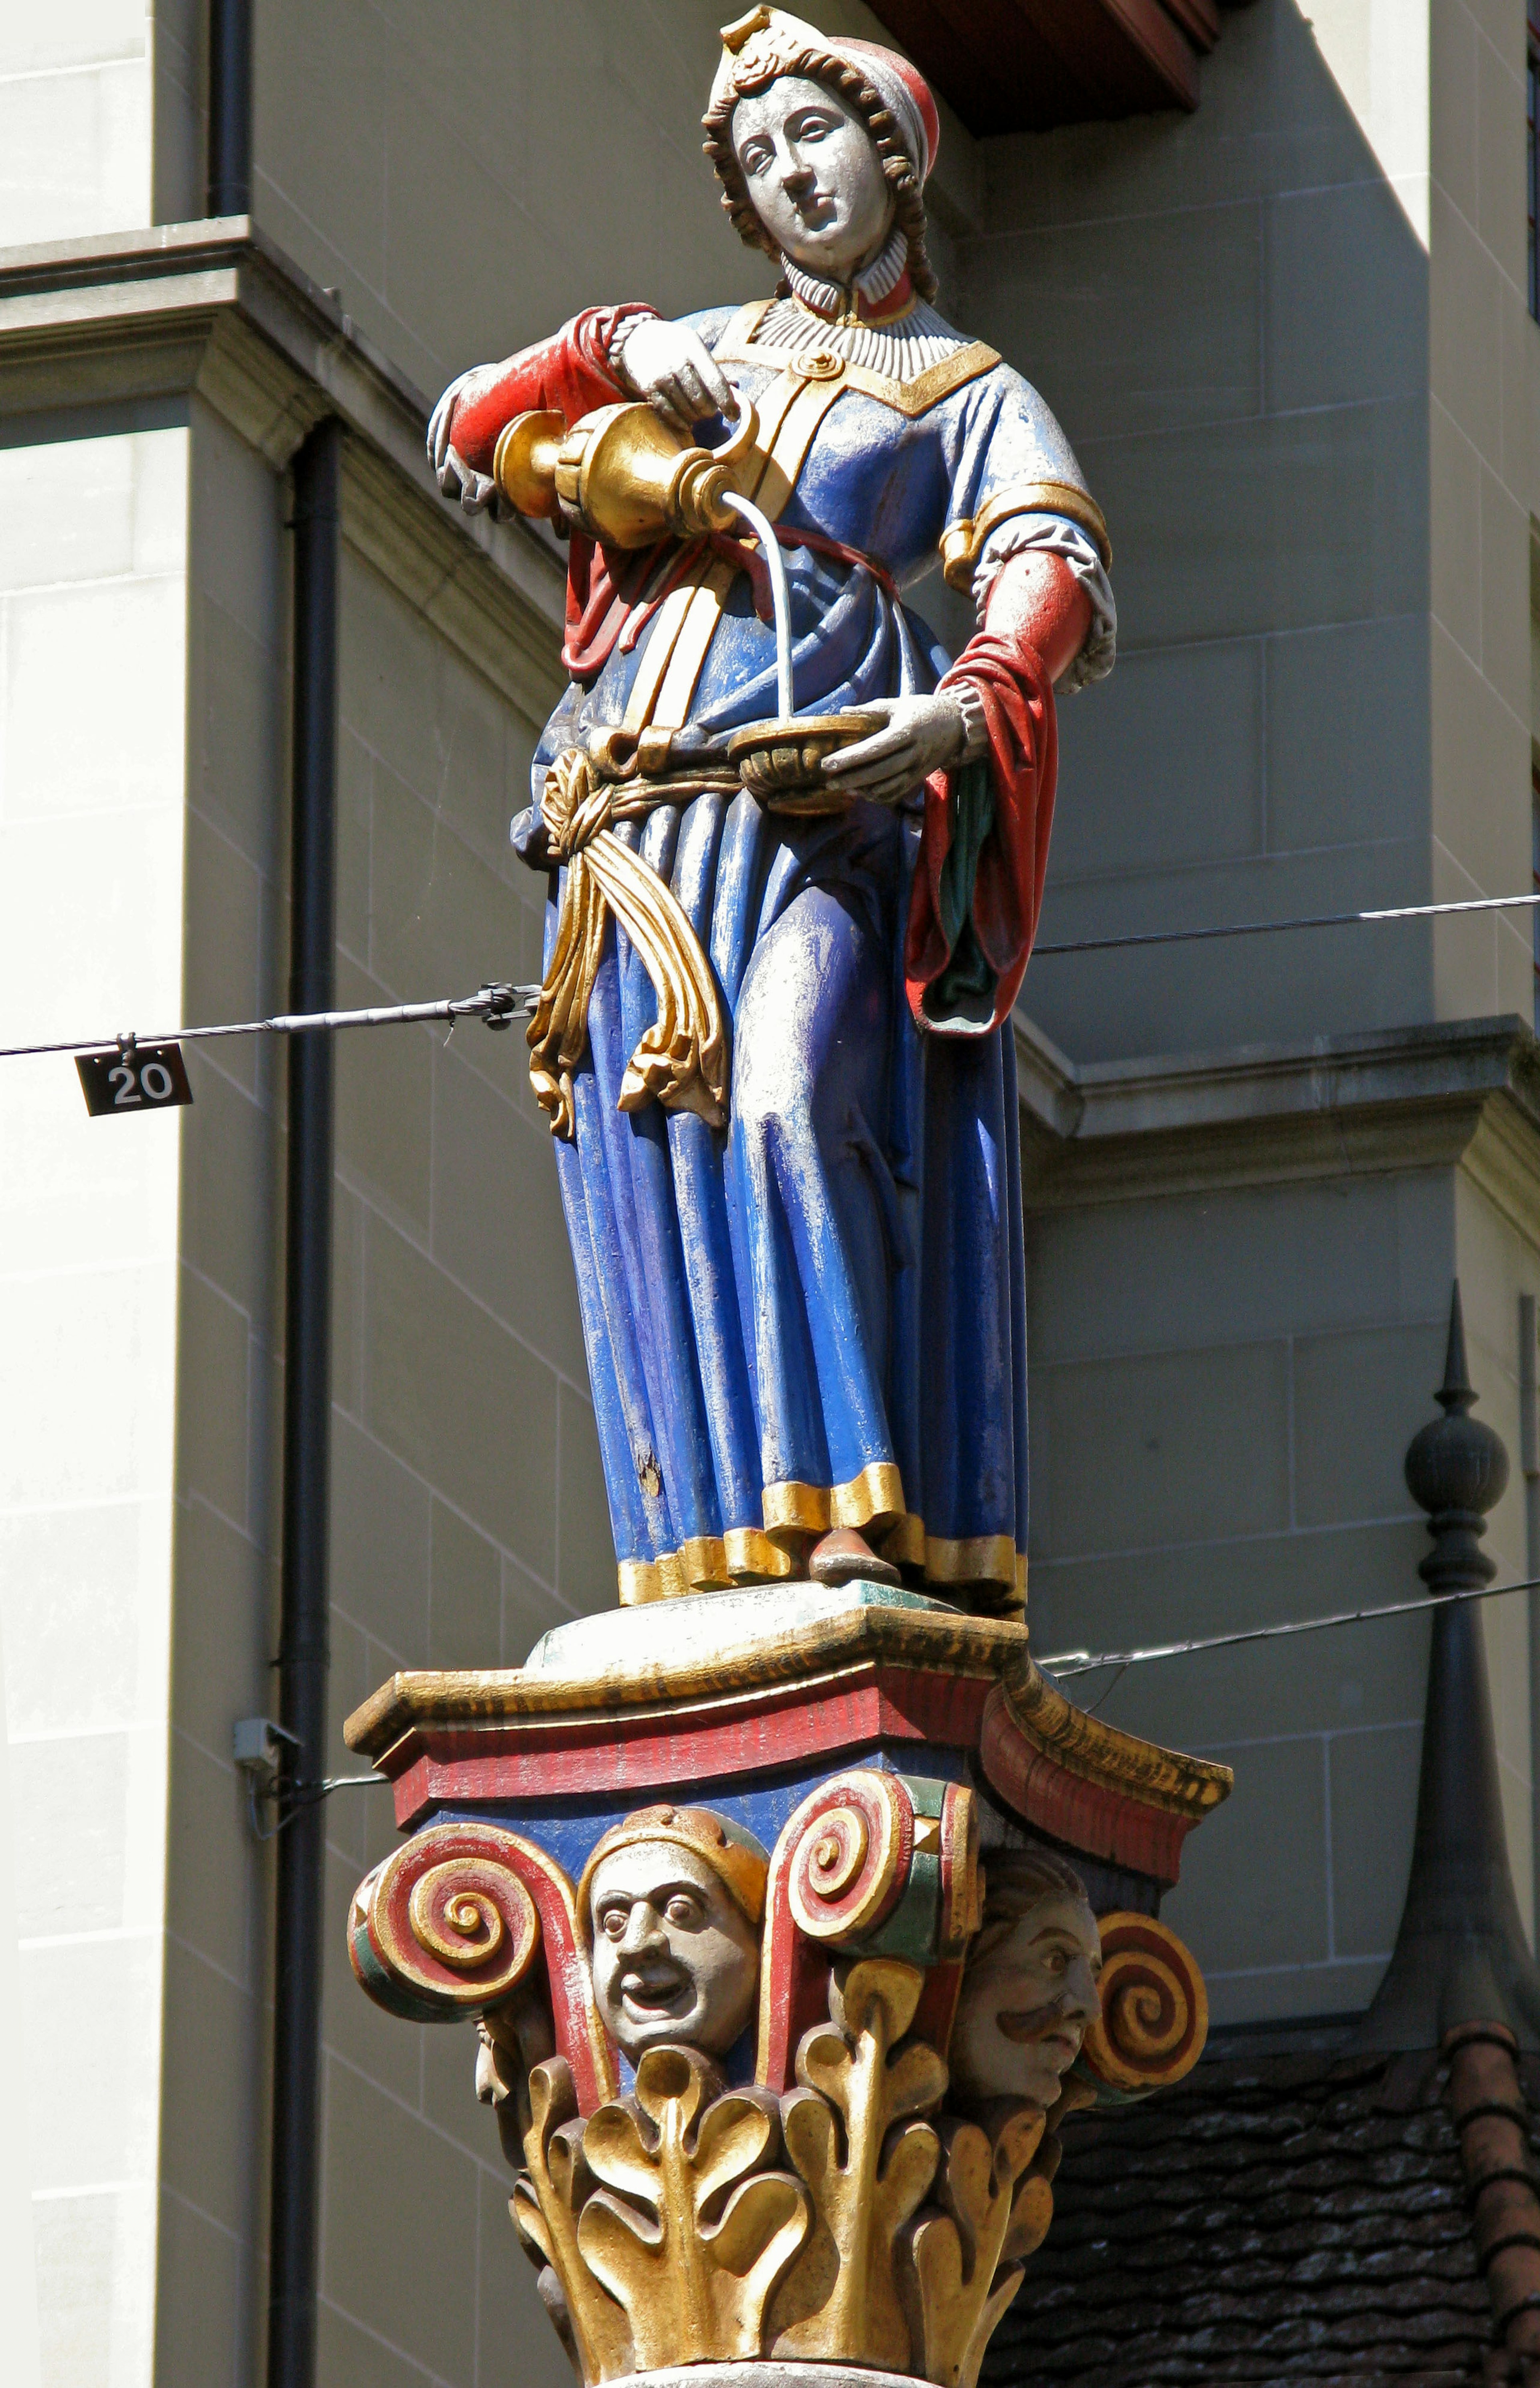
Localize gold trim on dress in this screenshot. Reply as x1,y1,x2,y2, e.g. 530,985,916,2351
617,1528,796,1606
762,1460,907,1539
879,1512,926,1570
620,580,700,732
648,556,741,728
940,479,1113,589
677,1534,734,1591
748,372,848,518
725,1526,797,1581
617,1557,665,1606
922,1531,1020,1589
714,296,1001,420
620,1508,1027,1603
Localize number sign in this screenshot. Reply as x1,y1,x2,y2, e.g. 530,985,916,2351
76,1042,194,1118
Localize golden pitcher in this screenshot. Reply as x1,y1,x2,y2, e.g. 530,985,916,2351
493,397,762,547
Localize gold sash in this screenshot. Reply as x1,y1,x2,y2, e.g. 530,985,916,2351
527,748,738,1140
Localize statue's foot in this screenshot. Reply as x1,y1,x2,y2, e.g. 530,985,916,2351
808,1526,902,1587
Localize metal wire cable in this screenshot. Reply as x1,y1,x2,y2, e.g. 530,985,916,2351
5,890,1540,1064
0,981,540,1063
1036,1569,1540,1682
245,1770,389,1842
10,896,1537,1696
1032,888,1540,961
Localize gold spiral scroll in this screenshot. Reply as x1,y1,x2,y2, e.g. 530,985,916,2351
362,1822,541,2013
1080,1911,1209,2094
786,1771,912,1942
408,1860,511,1968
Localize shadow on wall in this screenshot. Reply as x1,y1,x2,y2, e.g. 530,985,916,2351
959,0,1435,1065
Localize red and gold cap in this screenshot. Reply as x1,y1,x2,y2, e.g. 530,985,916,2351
709,9,939,183
576,1805,770,1941
703,10,942,302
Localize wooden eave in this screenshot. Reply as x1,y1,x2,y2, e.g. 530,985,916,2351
868,0,1224,136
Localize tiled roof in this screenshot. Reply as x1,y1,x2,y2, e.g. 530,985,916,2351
985,2028,1512,2388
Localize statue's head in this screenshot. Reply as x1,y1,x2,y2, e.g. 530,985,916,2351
578,1805,768,2062
704,9,940,301
950,1847,1102,2113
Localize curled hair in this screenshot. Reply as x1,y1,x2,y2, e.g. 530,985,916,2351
969,1847,1093,1967
701,44,938,304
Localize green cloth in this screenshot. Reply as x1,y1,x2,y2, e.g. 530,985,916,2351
926,757,999,1028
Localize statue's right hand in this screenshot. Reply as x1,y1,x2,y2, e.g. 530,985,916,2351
612,318,738,440
427,368,496,513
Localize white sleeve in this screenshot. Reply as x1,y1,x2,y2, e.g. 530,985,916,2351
972,513,1117,694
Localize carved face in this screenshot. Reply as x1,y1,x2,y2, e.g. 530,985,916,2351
950,1889,1103,2112
730,75,895,282
588,1839,760,2061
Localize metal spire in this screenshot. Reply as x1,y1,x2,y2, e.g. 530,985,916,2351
1356,1282,1540,2050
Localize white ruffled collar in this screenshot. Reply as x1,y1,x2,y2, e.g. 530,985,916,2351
779,224,909,322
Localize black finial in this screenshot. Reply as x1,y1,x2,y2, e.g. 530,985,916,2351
1438,1279,1477,1411
1355,1283,1540,2052
1402,1281,1508,1593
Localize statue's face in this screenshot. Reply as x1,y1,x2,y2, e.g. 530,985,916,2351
731,75,896,282
950,1890,1103,2112
588,1839,760,2061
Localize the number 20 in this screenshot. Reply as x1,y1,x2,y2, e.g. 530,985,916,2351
108,1060,176,1107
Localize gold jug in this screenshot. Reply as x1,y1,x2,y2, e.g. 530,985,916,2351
493,397,760,547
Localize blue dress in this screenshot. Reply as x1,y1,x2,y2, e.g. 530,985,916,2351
513,299,1101,1608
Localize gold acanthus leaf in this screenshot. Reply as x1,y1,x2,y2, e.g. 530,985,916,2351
576,2043,808,2370
901,2103,1050,2388
770,1956,948,2371
476,1985,557,2173
508,2058,635,2384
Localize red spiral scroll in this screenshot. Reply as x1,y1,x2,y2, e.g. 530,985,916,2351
757,1769,916,2090
349,1820,617,2111
786,1771,912,1942
1080,1911,1209,2094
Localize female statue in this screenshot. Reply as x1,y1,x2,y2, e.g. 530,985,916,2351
428,8,1114,1611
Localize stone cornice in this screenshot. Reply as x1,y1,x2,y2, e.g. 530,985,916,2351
0,217,567,717
1014,1011,1540,1233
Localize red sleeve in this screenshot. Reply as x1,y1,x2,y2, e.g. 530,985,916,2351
444,303,658,473
904,629,1058,1037
905,548,1092,1037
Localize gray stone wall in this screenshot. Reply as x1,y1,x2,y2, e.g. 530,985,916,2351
959,0,1540,2023
959,0,1441,1062
312,530,590,2388
247,0,929,399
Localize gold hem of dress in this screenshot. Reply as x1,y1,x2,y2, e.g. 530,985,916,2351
616,1471,1027,1609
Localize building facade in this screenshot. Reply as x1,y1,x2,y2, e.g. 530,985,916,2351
0,2,1538,2385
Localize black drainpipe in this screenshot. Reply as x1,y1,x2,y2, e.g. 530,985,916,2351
268,417,341,2388
207,0,253,215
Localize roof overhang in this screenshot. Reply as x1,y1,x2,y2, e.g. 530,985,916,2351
868,0,1225,135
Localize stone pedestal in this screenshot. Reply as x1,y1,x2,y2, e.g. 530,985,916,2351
342,1581,1228,2385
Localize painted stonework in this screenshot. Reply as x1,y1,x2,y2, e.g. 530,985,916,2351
428,8,1114,1613
347,15,1222,2385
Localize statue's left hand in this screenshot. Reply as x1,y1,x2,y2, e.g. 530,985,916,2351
428,368,497,513
821,693,972,806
